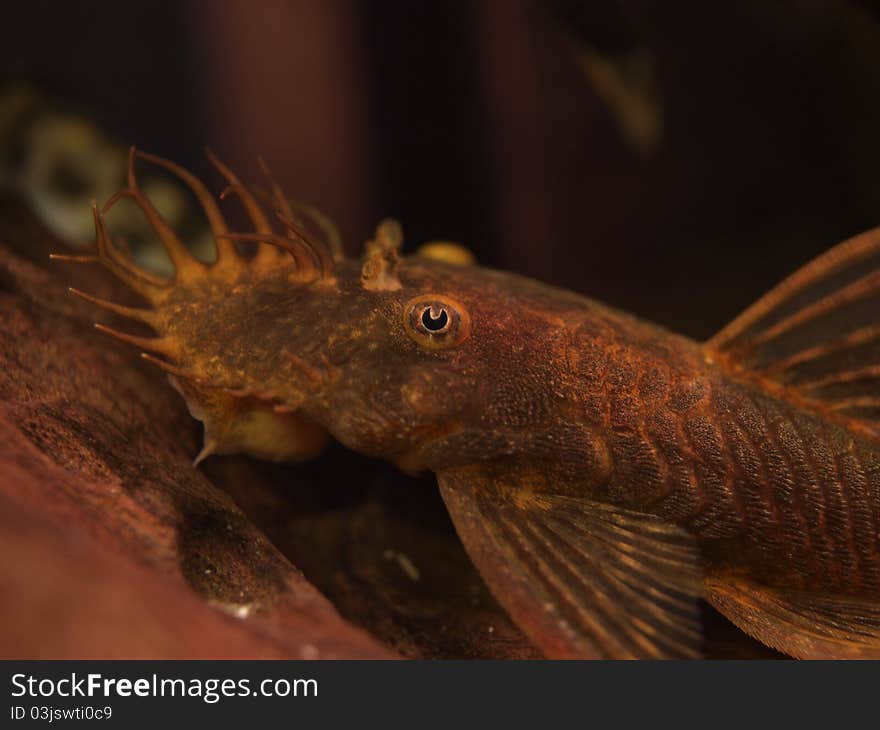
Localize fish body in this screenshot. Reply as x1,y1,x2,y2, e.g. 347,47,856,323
59,148,880,659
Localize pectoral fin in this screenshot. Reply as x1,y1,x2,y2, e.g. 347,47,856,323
438,469,704,659
706,572,880,659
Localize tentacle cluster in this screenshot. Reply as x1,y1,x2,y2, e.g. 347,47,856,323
51,147,338,376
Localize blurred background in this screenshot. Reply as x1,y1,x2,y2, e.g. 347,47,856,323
3,0,880,339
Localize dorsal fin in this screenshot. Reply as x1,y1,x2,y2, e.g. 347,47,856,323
706,226,880,436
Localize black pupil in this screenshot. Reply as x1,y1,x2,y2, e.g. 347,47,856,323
421,306,449,332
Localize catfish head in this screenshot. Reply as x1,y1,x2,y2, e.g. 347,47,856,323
58,149,599,480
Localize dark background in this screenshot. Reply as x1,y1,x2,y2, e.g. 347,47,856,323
3,0,880,338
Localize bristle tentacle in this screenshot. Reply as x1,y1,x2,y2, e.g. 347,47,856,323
253,156,296,268
217,232,320,278
205,149,273,234
293,201,344,260
69,287,157,326
140,352,201,381
91,203,169,303
102,147,205,280
255,157,335,276
49,253,99,264
93,323,177,356
257,156,296,222
276,211,335,277
102,231,168,288
135,149,236,265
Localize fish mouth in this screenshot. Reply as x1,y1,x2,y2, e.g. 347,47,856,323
202,400,329,466
237,406,329,464
168,375,329,466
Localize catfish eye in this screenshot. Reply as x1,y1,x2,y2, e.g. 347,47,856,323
421,305,449,332
403,294,471,350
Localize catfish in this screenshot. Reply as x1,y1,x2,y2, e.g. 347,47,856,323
55,148,880,659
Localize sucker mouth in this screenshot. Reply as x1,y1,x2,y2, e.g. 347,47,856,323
168,374,329,465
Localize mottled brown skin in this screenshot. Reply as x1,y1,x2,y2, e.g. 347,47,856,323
561,307,880,597
64,149,880,658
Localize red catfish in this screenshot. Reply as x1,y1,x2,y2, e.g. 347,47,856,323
56,148,880,659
